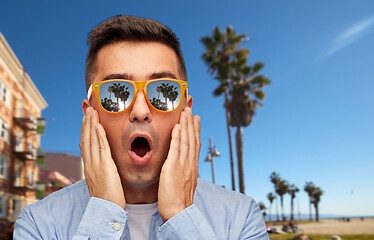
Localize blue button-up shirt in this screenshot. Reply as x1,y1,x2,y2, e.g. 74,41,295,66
14,178,268,239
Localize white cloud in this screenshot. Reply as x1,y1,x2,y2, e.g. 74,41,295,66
319,15,374,61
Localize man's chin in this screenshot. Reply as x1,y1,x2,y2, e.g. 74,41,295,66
121,174,160,190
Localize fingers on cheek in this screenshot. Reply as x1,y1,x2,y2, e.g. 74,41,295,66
194,116,201,153
167,124,181,166
80,115,91,166
187,113,196,163
193,116,201,172
171,124,181,150
179,112,189,163
96,124,106,153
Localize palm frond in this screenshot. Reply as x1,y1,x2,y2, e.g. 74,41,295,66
253,62,264,74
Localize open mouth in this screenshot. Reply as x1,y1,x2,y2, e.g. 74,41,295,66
131,137,151,157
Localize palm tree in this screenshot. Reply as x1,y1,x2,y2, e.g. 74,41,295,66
167,85,178,109
111,83,125,111
228,49,271,194
150,98,167,111
276,179,289,221
201,26,247,191
160,83,170,106
311,187,323,221
304,181,315,221
108,85,115,99
101,98,115,112
288,184,299,221
267,192,276,222
156,85,162,99
119,87,130,108
270,172,281,221
258,202,267,217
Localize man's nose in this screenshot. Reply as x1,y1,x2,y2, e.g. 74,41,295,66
129,90,152,123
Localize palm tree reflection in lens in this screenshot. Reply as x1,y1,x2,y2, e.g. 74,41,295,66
149,81,179,111
100,82,132,112
99,81,181,112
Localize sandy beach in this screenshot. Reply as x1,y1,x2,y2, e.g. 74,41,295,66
296,218,374,235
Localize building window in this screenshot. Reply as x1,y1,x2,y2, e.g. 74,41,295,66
28,171,35,188
18,99,23,117
0,154,7,179
28,143,36,159
15,129,23,152
11,198,23,222
0,79,10,106
15,160,22,187
0,195,6,217
0,118,9,142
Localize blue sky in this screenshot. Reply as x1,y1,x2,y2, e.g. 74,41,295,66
1,0,373,217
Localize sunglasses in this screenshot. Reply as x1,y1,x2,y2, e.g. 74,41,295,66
87,78,188,113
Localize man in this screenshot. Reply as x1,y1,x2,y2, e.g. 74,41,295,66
14,15,268,239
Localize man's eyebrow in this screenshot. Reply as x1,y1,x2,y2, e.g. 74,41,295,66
103,73,133,81
102,72,177,81
149,72,177,80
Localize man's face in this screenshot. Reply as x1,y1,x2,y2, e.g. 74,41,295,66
83,41,191,190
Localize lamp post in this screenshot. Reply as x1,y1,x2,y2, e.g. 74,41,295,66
204,137,220,184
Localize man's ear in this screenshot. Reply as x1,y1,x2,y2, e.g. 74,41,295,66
187,95,193,108
82,99,91,116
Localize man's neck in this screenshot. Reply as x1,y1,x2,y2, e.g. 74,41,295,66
123,183,158,204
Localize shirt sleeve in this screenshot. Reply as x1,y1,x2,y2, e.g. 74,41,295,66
156,204,217,240
239,200,269,240
73,197,128,240
14,208,44,240
14,197,128,240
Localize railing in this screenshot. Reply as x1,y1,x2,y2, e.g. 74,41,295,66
12,176,36,191
13,116,45,134
13,147,37,161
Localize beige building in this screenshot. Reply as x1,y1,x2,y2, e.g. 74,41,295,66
0,33,47,237
42,153,83,183
38,153,83,198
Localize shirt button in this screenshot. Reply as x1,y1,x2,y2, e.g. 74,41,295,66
112,222,121,231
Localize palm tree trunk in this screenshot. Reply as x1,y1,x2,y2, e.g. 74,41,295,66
291,198,294,221
309,198,312,221
269,202,272,222
315,204,319,221
276,196,279,221
224,90,236,191
236,126,245,194
281,196,285,221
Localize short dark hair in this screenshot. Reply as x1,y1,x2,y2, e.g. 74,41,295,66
85,15,187,91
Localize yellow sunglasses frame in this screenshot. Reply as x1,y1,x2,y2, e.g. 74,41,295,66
87,78,188,113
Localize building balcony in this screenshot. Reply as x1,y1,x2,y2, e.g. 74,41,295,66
12,184,36,192
13,148,37,161
13,117,45,134
12,177,37,192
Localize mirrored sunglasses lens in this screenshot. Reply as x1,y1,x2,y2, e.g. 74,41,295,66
147,81,182,111
99,81,134,112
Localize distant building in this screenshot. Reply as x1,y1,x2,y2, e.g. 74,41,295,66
0,33,47,238
37,153,83,199
42,153,83,183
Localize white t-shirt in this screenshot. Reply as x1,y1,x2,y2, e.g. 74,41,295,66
126,202,158,240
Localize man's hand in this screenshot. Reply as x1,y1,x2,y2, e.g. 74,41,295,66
80,107,126,210
158,107,201,222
